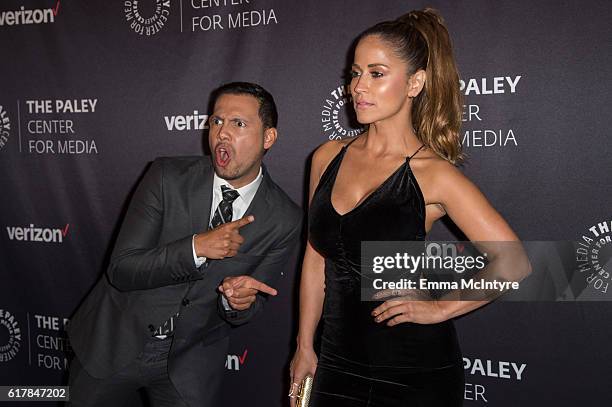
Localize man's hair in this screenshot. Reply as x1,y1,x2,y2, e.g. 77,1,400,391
212,82,278,129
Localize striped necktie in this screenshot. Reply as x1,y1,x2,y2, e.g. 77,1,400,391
209,185,240,229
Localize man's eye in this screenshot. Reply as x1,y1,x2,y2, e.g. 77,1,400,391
371,71,383,78
211,117,223,126
236,121,246,128
350,70,361,78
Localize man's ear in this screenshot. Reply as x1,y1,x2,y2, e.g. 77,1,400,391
408,69,426,97
263,127,278,150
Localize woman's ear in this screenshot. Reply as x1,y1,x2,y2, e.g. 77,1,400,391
408,69,426,97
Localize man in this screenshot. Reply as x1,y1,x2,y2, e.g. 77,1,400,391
68,82,302,406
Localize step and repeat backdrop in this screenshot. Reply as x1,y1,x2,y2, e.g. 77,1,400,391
1,1,611,406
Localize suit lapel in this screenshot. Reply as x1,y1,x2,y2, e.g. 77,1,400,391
189,158,214,234
239,166,271,241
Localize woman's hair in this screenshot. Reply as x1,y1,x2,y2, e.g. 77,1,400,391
358,8,463,163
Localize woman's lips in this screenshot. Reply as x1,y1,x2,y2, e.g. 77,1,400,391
355,101,374,109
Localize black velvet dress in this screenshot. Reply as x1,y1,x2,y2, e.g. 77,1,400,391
308,141,464,406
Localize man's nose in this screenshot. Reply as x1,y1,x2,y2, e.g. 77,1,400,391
217,123,231,141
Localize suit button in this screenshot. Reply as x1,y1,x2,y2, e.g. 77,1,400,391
148,324,155,332
182,298,190,307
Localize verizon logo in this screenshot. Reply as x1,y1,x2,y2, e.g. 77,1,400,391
6,224,69,243
0,2,60,26
225,349,248,371
164,111,208,131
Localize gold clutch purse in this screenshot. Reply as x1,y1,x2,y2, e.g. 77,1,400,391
296,375,314,407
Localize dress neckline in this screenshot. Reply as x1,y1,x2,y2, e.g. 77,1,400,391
330,153,408,217
329,140,424,218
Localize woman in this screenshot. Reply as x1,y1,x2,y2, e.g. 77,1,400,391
289,8,528,407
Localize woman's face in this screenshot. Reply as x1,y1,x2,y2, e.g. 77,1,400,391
350,35,413,125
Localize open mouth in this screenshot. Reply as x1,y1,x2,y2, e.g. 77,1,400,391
215,144,232,167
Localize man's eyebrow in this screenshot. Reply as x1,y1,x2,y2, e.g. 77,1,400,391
210,115,248,121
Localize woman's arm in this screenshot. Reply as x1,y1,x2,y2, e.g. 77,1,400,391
289,141,343,406
373,160,531,325
295,241,326,350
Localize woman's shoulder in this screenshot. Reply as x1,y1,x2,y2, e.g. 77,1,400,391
410,148,471,198
313,138,351,158
412,148,463,178
411,149,485,209
311,137,355,174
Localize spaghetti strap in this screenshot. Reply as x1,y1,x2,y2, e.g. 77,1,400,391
342,136,361,150
407,144,425,161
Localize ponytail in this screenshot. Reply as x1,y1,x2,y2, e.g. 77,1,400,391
358,8,463,163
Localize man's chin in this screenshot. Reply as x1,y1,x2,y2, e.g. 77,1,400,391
213,165,239,181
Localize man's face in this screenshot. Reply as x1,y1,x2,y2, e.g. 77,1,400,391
208,94,275,188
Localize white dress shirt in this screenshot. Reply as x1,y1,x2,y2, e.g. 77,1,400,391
191,166,264,266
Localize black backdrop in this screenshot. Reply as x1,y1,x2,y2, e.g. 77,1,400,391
1,1,611,406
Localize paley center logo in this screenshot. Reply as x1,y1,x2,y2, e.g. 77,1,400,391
0,105,10,150
24,98,100,156
321,84,365,140
124,0,171,36
0,309,21,363
0,1,60,27
6,223,70,243
188,0,278,32
463,356,527,403
225,348,248,371
576,219,612,295
460,74,522,148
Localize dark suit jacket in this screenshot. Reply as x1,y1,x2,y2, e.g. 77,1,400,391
68,156,302,406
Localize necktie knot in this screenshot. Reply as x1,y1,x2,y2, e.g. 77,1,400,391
221,185,239,203
210,185,239,229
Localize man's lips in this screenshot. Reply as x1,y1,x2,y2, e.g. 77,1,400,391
214,144,233,167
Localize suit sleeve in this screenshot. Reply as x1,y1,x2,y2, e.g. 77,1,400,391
220,216,302,326
107,159,203,291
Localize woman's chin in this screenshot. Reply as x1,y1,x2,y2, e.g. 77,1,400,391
353,110,369,121
355,114,377,125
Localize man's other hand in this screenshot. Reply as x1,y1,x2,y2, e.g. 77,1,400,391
218,276,278,311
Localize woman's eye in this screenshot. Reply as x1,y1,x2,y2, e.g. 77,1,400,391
350,70,361,78
371,71,383,78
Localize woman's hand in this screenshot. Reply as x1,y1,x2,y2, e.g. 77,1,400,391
372,299,449,325
288,346,318,407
